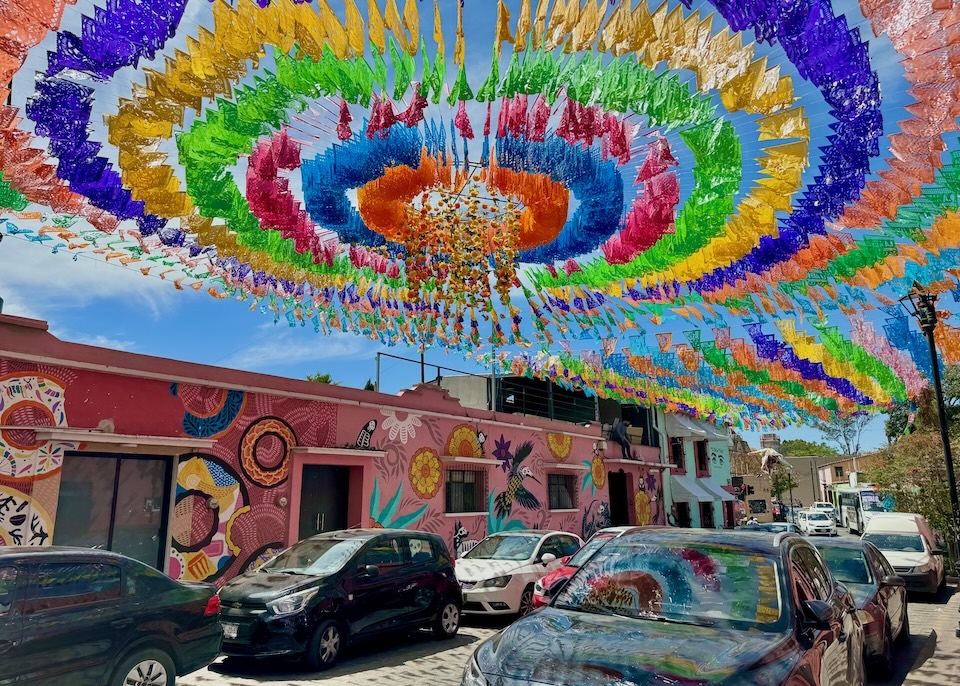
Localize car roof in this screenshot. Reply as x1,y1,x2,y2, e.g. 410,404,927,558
306,528,438,541
617,528,803,554
0,546,128,561
811,538,869,551
486,529,573,536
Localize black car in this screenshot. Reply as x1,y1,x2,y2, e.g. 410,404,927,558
0,546,221,686
462,529,865,686
814,538,909,673
219,529,461,670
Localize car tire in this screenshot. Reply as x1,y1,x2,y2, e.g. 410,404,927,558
518,584,535,616
897,608,910,646
304,619,344,672
433,599,461,639
110,648,175,686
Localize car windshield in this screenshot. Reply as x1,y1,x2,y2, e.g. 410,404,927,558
553,539,785,632
464,534,539,561
808,513,830,522
261,538,366,575
567,535,614,567
861,493,886,512
861,533,925,553
818,546,873,585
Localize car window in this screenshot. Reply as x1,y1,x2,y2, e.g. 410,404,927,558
0,567,17,616
25,563,122,613
463,534,539,561
407,537,437,564
861,533,925,552
869,547,896,578
555,535,582,557
263,538,366,575
792,549,831,603
538,536,565,560
818,546,873,585
364,537,407,573
128,562,178,596
567,535,612,567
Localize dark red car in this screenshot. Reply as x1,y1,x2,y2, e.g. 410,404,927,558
532,526,636,608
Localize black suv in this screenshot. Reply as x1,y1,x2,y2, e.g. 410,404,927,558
0,546,222,686
219,528,462,670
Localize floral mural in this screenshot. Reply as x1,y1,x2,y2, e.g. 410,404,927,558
408,447,442,500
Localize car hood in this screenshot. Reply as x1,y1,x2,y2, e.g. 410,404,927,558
876,550,929,567
540,565,577,589
476,608,791,685
456,558,531,582
219,570,324,603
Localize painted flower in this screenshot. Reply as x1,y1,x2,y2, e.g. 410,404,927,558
591,455,606,490
446,424,483,458
645,472,658,493
546,433,572,462
380,409,422,445
409,448,443,499
635,490,652,526
493,435,512,473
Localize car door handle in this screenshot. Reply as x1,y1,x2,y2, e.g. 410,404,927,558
111,618,133,629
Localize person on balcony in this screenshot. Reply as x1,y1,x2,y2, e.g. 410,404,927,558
610,418,633,460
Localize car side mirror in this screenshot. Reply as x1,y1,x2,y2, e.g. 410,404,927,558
801,599,834,630
540,553,557,565
359,564,380,580
931,549,946,556
880,575,906,588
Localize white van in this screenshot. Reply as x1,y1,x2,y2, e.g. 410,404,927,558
861,513,946,594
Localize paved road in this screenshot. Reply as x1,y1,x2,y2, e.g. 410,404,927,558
181,588,953,686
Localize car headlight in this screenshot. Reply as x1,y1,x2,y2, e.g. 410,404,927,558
461,655,489,686
267,587,318,616
477,575,512,589
534,581,545,594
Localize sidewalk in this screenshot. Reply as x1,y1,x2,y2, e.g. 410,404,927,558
902,586,960,685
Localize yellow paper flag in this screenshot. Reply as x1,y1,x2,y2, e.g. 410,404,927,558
515,0,531,52
532,0,550,50
433,0,444,55
495,0,514,55
368,0,386,54
402,0,419,55
344,0,365,57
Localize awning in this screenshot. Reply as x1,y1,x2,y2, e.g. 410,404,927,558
697,477,737,502
671,474,714,502
690,418,729,441
665,414,707,438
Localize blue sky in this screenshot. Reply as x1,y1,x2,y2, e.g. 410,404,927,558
0,0,937,453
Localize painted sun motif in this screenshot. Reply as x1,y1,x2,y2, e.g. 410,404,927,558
546,432,573,462
591,455,606,490
408,447,443,500
446,424,483,458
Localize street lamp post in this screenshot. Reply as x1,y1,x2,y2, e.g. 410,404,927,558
900,280,960,565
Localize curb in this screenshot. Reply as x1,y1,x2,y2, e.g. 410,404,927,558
904,585,960,682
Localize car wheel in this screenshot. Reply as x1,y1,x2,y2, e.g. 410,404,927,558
304,620,343,672
518,584,535,616
433,599,461,639
111,649,175,686
896,609,910,646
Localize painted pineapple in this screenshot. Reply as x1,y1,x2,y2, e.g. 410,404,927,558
494,441,541,518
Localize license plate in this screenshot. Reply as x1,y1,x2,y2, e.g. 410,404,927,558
222,622,238,640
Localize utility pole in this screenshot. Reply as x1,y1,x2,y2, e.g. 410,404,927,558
901,281,960,565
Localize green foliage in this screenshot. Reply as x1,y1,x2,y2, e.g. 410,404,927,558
780,439,838,457
364,379,376,391
307,372,338,385
770,469,800,499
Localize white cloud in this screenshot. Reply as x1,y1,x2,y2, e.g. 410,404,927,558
221,330,377,372
66,334,137,351
0,234,177,318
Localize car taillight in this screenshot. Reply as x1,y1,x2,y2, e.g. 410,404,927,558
204,594,221,617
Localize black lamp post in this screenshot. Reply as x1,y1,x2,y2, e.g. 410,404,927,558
900,280,960,563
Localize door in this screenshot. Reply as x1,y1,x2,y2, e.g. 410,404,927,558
54,453,172,569
790,548,850,686
675,502,692,528
699,502,715,529
607,471,630,526
401,535,442,624
18,561,130,686
0,566,22,685
299,465,351,538
870,547,906,636
345,536,414,636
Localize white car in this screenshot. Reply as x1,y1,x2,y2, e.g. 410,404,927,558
799,510,837,536
811,501,837,521
862,513,946,594
455,530,583,616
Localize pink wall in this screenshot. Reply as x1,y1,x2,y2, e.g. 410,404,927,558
0,318,666,586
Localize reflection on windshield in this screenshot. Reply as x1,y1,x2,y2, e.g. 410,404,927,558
553,540,784,632
862,533,924,553
465,535,539,561
818,547,873,585
262,538,365,575
567,536,612,567
808,513,831,521
861,493,886,512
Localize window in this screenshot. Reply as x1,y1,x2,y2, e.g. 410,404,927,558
834,466,844,478
130,562,178,596
445,468,486,513
25,563,121,613
547,473,578,510
791,548,831,603
749,499,768,514
554,535,582,557
363,537,406,574
0,567,17,616
670,438,685,470
695,440,709,474
407,537,436,564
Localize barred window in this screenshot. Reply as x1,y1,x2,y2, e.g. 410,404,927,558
445,468,486,514
547,473,577,510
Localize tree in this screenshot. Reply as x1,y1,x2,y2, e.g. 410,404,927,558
884,402,912,443
780,439,838,457
814,413,873,456
770,468,800,500
364,379,376,391
306,372,339,385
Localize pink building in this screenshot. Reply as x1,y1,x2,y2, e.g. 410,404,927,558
0,314,666,585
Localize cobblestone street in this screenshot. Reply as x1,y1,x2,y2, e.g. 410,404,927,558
180,623,499,686
182,588,957,686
